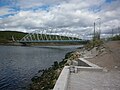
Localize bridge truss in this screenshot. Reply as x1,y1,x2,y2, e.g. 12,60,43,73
18,28,86,43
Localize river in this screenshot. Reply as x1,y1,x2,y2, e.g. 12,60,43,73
0,45,82,90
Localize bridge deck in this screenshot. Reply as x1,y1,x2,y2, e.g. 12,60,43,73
17,40,88,43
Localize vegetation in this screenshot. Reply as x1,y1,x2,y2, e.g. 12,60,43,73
109,35,120,41
0,31,26,43
84,39,103,51
29,50,81,90
29,59,67,90
84,31,103,50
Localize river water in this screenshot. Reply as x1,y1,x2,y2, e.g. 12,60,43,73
0,45,82,90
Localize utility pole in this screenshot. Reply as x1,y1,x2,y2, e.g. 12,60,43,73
92,22,96,47
93,18,101,40
93,22,95,40
98,18,101,39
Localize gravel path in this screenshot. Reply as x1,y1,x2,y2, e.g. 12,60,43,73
67,41,120,90
68,70,120,90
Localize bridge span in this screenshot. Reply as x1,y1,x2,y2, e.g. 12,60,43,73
17,28,88,43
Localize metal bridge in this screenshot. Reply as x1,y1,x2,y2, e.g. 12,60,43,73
17,27,88,43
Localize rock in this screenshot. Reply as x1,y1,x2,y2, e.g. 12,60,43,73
66,60,71,65
114,66,118,69
71,60,78,66
103,68,108,72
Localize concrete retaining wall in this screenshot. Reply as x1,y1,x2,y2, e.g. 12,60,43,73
79,58,102,68
77,58,103,71
53,66,70,90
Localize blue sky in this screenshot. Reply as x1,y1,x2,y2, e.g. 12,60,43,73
0,0,116,18
105,0,117,3
0,0,120,38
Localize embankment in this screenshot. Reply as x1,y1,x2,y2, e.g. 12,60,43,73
28,50,81,90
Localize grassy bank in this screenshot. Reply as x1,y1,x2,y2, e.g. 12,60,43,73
0,31,26,43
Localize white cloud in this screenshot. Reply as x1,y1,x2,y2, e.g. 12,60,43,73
0,7,11,16
0,0,120,39
18,0,43,9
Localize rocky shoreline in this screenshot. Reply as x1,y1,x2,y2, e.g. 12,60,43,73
28,50,81,90
28,39,108,90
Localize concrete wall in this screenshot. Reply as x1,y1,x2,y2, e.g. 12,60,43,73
53,66,70,90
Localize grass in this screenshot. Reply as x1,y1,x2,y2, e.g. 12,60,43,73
84,39,103,50
109,35,120,41
0,31,26,43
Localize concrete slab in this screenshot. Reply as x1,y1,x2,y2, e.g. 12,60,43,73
67,70,120,90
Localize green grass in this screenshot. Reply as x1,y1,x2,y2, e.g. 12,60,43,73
0,31,26,43
84,39,103,50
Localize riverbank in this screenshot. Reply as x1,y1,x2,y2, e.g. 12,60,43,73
28,40,100,90
28,50,81,90
0,42,85,47
0,42,23,46
67,40,120,90
28,40,120,90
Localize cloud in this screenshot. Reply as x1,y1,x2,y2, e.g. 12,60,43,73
0,0,120,39
0,6,12,16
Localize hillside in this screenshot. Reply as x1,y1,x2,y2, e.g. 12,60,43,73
0,31,26,43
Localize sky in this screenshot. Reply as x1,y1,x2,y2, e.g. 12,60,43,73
0,0,120,39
